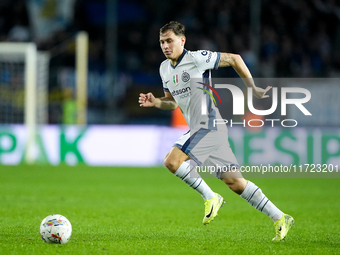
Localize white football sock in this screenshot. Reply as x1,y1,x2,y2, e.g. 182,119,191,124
240,181,283,222
174,162,215,200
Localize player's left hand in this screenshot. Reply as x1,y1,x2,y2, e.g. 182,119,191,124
253,86,272,99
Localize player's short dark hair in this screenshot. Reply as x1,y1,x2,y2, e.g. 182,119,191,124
160,21,185,36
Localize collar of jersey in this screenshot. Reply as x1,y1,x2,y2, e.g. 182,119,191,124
171,49,187,69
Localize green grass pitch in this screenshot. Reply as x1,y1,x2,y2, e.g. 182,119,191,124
0,165,339,254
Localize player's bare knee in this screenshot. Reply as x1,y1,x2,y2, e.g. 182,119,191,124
164,152,170,161
164,155,181,173
164,147,189,174
228,183,244,195
222,178,247,195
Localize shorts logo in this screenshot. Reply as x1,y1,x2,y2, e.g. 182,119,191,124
201,50,208,56
182,71,190,83
197,82,222,106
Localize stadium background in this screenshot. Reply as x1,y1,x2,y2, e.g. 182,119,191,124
1,0,340,124
0,0,339,166
0,1,340,254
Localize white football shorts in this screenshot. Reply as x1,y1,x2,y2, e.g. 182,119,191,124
174,128,239,178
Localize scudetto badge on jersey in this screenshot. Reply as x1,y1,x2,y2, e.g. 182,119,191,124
173,74,179,84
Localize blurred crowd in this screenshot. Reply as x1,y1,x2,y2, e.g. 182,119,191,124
0,0,30,42
1,0,340,124
118,0,340,78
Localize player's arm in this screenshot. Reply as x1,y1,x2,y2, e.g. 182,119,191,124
218,53,271,99
139,91,178,110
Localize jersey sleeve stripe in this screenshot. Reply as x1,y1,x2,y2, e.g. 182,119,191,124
214,52,221,69
163,87,170,92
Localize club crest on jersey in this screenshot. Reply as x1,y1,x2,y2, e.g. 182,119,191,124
173,74,179,84
182,71,190,83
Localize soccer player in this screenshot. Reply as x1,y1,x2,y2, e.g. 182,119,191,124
139,21,294,241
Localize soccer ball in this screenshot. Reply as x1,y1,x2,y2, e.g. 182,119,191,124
40,214,72,244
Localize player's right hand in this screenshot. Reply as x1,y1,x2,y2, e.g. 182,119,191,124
139,93,156,107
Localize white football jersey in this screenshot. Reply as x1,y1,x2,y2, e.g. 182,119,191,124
160,49,226,131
